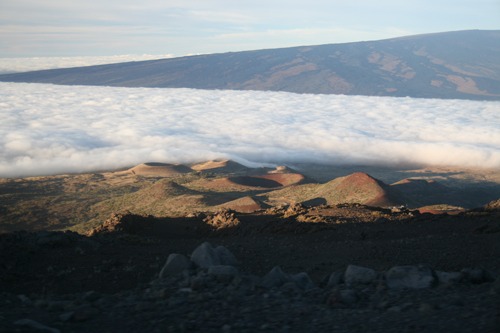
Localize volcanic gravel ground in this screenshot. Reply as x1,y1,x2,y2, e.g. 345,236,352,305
1,205,499,332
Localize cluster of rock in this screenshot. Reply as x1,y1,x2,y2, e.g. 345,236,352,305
202,210,240,230
483,198,500,211
86,211,146,236
159,242,495,294
4,241,499,333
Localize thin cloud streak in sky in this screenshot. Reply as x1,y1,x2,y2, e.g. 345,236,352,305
1,0,499,57
0,82,499,177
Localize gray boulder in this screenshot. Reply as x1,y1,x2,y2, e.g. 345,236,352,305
262,266,290,288
385,265,436,289
291,272,315,290
325,271,344,289
191,242,221,268
345,265,378,286
159,253,192,278
215,245,239,266
191,242,238,268
208,265,240,283
14,319,61,333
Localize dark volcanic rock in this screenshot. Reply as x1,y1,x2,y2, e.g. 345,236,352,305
385,265,436,289
1,206,500,333
159,253,192,278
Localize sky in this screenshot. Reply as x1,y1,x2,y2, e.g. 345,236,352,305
1,82,499,177
1,0,499,59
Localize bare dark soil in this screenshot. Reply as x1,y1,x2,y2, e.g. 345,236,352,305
1,205,499,332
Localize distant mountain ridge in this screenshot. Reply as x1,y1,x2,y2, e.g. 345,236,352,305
1,30,499,100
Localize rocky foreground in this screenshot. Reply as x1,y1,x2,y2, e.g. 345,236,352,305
1,204,499,332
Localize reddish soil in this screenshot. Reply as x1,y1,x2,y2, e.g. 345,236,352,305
126,163,192,177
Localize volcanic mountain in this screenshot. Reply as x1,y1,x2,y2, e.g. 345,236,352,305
190,160,251,174
91,179,206,218
1,30,499,100
391,178,452,207
218,196,271,213
264,172,405,207
125,162,192,177
311,172,404,207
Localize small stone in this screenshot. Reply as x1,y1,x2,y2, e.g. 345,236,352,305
17,294,32,305
159,253,192,278
222,324,232,333
71,305,98,322
325,288,358,307
208,265,240,283
436,271,462,285
387,305,402,312
385,265,436,289
326,272,343,288
148,288,168,299
490,277,500,295
419,302,436,313
281,281,301,293
191,276,206,291
339,289,358,305
82,290,101,302
34,299,47,308
59,312,74,322
14,319,60,333
376,300,390,310
178,287,192,293
461,267,494,284
345,265,378,286
47,301,72,312
135,301,153,312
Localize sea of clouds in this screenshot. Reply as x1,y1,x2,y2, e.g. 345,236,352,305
0,55,174,74
1,82,499,177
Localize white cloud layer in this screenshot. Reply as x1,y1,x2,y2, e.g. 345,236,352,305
0,55,173,74
1,82,499,177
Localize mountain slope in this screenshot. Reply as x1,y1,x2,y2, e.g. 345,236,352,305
263,172,405,207
312,172,404,207
1,30,499,100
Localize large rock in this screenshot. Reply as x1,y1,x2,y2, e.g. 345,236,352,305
324,271,344,289
191,242,238,268
215,245,239,266
208,265,240,283
385,265,436,289
344,265,378,286
291,272,315,290
159,253,192,278
262,266,290,288
191,242,222,268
